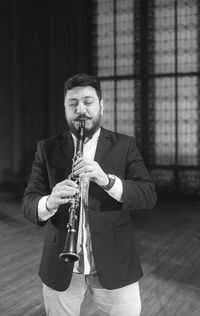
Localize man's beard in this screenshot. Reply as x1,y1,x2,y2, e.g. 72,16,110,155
66,115,101,139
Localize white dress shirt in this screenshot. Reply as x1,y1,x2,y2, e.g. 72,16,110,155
38,127,123,274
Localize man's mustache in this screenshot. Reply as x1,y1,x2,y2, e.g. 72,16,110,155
74,115,91,121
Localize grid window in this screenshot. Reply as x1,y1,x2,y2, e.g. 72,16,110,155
94,0,136,137
93,0,200,194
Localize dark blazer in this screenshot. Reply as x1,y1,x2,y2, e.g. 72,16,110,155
22,127,157,291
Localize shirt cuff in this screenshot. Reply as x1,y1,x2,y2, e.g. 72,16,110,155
106,175,123,202
38,196,57,221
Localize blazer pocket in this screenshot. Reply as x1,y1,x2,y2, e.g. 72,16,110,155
114,222,133,239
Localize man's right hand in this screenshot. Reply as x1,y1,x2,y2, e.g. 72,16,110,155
46,179,79,211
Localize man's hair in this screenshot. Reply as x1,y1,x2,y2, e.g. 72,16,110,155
64,73,102,101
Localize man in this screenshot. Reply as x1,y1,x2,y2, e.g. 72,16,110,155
22,73,157,316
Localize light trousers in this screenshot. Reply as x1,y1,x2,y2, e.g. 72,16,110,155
43,273,141,316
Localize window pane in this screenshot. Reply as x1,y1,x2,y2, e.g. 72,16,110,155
101,80,115,131
154,0,175,74
178,76,198,165
116,0,134,75
153,77,176,165
117,80,135,136
96,0,114,76
177,0,198,72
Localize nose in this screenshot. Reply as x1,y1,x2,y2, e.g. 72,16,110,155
76,101,86,115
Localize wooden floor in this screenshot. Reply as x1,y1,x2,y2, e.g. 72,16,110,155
0,193,200,316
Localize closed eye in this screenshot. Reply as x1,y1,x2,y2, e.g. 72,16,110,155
84,97,94,105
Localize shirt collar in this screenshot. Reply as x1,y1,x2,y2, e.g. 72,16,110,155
71,127,101,146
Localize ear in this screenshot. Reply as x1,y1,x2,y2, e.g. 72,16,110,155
100,100,104,116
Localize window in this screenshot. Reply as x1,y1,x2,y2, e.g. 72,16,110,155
92,0,200,195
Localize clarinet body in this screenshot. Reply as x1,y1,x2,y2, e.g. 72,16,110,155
59,120,85,262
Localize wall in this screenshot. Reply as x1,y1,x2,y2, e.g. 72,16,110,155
0,0,91,191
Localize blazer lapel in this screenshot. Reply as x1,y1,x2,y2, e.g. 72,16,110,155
61,132,75,167
52,128,112,169
51,131,74,171
50,128,112,185
94,127,112,167
89,127,113,205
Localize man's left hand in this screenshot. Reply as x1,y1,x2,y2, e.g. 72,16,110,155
73,157,109,187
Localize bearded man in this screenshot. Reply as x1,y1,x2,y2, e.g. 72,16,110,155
23,73,157,316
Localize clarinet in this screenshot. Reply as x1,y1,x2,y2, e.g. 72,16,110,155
59,120,85,262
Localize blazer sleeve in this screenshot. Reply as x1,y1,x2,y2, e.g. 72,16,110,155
121,138,157,211
22,140,50,226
